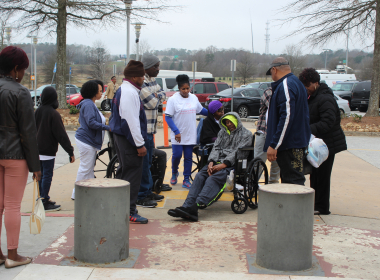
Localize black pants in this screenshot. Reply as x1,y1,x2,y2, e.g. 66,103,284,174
276,148,306,185
310,154,335,214
113,133,143,215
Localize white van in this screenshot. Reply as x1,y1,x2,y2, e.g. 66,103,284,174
155,70,213,91
318,73,357,88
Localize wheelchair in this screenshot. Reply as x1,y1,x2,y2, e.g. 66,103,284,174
192,133,268,214
99,132,166,194
94,131,116,177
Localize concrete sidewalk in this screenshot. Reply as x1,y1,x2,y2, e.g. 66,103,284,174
1,128,380,279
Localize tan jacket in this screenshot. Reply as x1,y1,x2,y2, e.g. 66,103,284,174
105,82,119,99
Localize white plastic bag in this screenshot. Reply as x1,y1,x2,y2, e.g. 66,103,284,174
29,180,45,234
307,135,329,168
226,170,235,191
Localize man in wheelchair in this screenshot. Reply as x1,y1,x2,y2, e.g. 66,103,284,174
168,112,253,221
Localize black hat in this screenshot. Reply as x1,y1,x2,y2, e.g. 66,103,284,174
266,61,290,75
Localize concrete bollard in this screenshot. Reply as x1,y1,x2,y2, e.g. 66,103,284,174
256,183,314,271
74,178,130,264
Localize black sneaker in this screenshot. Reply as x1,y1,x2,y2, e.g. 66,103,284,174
161,184,172,191
168,208,181,217
44,201,61,212
174,204,198,222
148,193,164,202
136,197,157,208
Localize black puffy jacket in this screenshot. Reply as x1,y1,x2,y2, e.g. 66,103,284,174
308,83,347,155
0,77,40,172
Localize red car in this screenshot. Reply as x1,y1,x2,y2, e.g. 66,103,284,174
67,85,108,107
165,81,229,106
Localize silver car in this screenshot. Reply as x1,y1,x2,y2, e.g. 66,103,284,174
334,94,351,117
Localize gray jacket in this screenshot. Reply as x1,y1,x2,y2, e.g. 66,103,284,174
0,77,40,172
208,112,253,167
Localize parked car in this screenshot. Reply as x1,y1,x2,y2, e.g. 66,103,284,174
165,81,230,105
331,81,359,110
31,84,79,106
351,80,378,112
156,70,213,91
205,88,262,118
67,85,109,111
334,94,351,118
246,82,272,95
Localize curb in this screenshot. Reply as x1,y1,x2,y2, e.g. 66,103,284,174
343,131,380,137
22,212,74,217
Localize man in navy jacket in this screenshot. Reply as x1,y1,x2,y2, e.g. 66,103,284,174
110,60,149,224
264,57,311,185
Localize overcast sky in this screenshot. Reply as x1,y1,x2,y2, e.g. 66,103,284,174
13,0,373,55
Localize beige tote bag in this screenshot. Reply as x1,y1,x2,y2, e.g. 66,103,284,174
29,179,45,234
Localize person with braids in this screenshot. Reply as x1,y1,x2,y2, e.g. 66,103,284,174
299,68,347,215
165,75,208,189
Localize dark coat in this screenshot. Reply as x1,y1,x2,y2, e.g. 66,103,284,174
200,112,221,146
0,77,40,172
35,87,74,157
308,83,347,154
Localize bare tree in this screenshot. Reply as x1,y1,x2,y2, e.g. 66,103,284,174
0,0,174,108
282,44,305,76
0,14,12,51
133,39,152,58
87,41,110,82
236,52,256,85
281,0,379,116
41,49,57,83
357,57,374,80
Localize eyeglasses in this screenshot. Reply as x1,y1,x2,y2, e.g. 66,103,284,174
217,107,224,112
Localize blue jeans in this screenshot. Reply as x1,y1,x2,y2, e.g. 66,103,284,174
138,134,154,200
172,145,194,181
39,159,55,203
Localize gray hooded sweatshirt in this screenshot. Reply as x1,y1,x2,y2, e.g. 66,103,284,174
208,112,253,167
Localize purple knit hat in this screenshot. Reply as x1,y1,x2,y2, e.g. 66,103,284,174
208,100,223,114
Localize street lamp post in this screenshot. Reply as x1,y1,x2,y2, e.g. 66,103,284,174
33,37,38,108
123,0,135,64
132,22,145,61
26,35,34,92
322,49,331,70
5,27,12,45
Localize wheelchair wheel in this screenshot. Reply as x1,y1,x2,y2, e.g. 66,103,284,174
231,197,248,214
94,147,111,178
153,179,162,194
245,159,268,208
106,155,119,178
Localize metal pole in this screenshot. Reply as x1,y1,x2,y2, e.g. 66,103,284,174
136,41,140,61
69,67,71,94
231,60,236,112
231,70,234,111
346,25,349,73
30,38,34,94
325,51,327,69
34,45,37,107
127,9,131,63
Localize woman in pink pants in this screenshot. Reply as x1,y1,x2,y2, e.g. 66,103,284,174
0,46,41,269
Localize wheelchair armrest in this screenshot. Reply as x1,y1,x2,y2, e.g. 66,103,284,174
238,146,254,151
204,143,214,148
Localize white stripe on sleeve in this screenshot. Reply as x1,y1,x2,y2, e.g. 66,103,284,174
275,78,291,150
119,82,145,147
